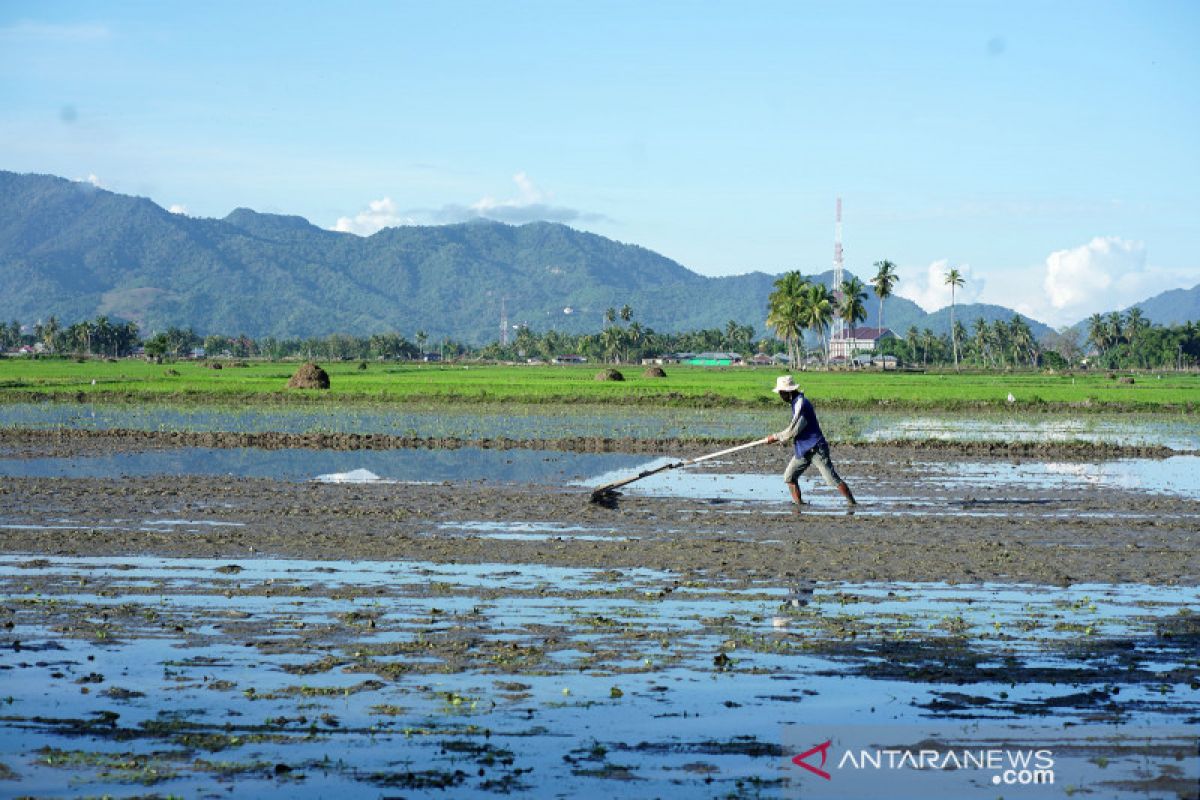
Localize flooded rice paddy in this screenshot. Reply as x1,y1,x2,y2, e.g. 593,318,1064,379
1,555,1196,798
0,446,648,486
1,446,1198,505
2,400,1197,449
0,402,1197,797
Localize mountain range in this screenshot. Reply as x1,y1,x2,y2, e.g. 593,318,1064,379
0,171,1194,344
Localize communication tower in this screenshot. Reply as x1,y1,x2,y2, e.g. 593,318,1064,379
831,197,845,342
499,297,509,346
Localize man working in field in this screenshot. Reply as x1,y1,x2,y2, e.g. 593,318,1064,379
765,375,857,507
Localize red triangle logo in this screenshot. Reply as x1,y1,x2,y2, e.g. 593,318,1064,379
792,739,833,780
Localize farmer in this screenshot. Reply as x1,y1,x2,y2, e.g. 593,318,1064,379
765,375,857,507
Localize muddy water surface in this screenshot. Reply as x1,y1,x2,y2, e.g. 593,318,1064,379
1,408,1198,797
1,555,1196,798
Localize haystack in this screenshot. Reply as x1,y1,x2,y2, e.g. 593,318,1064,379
595,368,625,382
643,366,667,378
288,362,330,389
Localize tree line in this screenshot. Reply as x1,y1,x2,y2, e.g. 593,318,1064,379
3,302,1198,371
0,316,140,358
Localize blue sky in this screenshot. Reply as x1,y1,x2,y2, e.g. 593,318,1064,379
1,1,1197,326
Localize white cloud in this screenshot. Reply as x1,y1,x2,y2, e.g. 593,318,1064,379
333,197,416,235
332,173,609,235
436,171,609,225
0,20,111,42
75,173,104,188
168,203,188,215
980,237,1197,328
1043,236,1144,313
895,259,984,312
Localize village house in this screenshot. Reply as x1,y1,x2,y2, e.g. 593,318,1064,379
828,327,896,360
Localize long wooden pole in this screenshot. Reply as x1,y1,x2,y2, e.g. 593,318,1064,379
589,436,771,501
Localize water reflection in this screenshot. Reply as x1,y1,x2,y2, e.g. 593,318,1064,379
2,402,1196,449
0,446,650,484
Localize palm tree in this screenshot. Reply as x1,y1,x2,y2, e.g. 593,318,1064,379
992,320,1011,368
920,328,937,366
972,318,990,367
601,325,623,364
1010,316,1034,367
626,321,644,362
766,271,809,368
800,283,836,364
724,320,740,351
1105,312,1124,349
870,260,898,333
619,304,633,324
1086,313,1107,355
944,268,965,369
905,326,920,365
43,315,60,353
838,277,869,363
1126,307,1147,367
953,321,968,366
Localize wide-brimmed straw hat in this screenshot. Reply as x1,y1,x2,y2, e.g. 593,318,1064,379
773,375,800,394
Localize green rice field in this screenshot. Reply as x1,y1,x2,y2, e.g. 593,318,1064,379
1,358,1197,411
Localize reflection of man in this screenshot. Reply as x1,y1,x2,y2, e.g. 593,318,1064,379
765,376,857,507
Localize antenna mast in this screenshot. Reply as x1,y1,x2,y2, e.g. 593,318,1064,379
499,297,509,346
831,197,845,342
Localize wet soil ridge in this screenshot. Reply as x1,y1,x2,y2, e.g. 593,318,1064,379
2,474,1197,585
0,427,1184,459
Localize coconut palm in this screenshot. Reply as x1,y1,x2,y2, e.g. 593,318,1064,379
620,304,633,323
905,326,920,365
838,278,869,364
920,328,937,366
800,283,836,364
1086,313,1107,355
626,321,644,361
42,316,60,353
601,325,623,364
994,320,1013,368
766,271,809,367
838,278,869,332
1126,307,1147,367
953,321,968,365
944,268,965,369
972,318,990,367
1010,316,1035,367
1105,312,1124,350
870,260,898,332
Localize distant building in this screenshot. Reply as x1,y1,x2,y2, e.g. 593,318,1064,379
828,327,896,360
685,351,744,366
871,355,898,370
553,354,587,364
